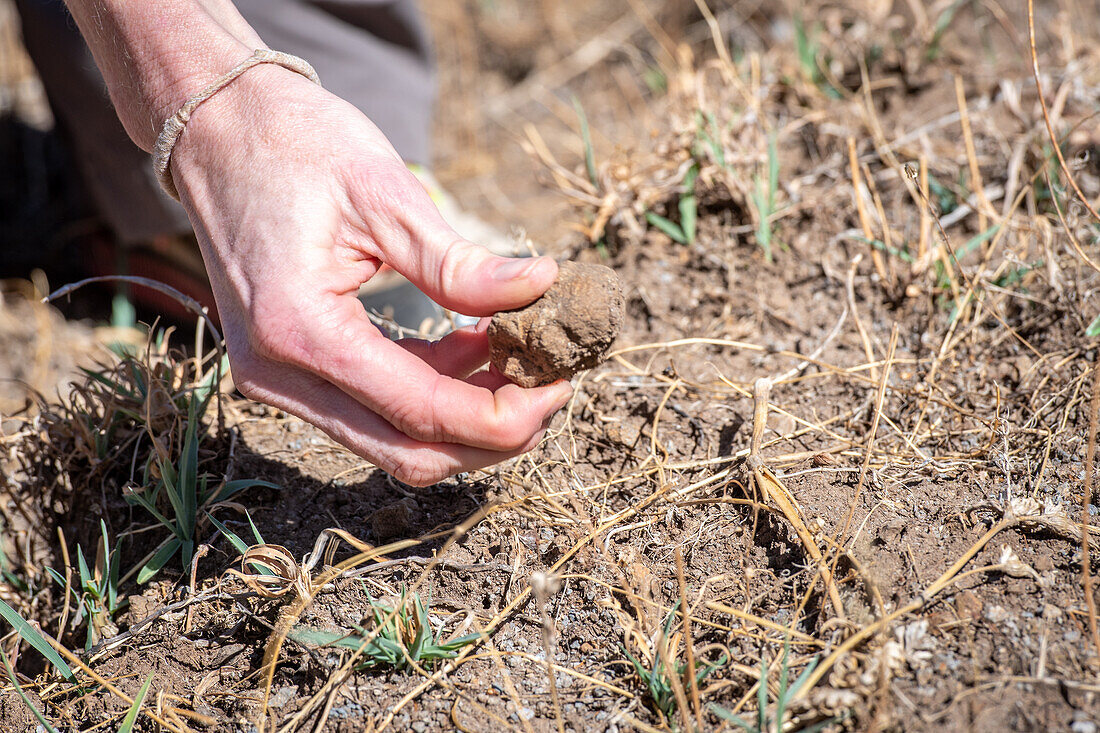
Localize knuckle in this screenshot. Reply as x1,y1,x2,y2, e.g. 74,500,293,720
478,396,538,451
481,415,529,451
435,239,474,294
386,397,442,444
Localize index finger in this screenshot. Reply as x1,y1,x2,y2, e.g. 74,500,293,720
272,296,572,451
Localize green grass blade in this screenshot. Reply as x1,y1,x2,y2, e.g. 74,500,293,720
793,11,815,81
1087,313,1100,337
209,479,280,505
680,165,699,244
137,537,182,584
118,673,154,733
206,513,250,556
0,526,29,593
157,459,186,530
45,567,67,590
621,646,647,680
1,647,58,733
411,596,432,661
287,626,357,648
246,511,267,545
206,513,277,577
107,539,121,612
78,367,137,400
855,235,915,263
436,632,481,652
192,353,230,406
126,484,175,533
708,703,755,732
645,212,688,244
76,544,92,591
0,598,74,681
767,132,779,214
573,96,599,188
787,655,820,700
757,651,769,729
753,182,772,262
954,224,1001,261
178,406,200,539
775,638,792,726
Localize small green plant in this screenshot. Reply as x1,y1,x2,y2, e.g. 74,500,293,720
793,12,841,98
709,638,837,733
46,520,121,650
207,509,282,579
573,97,610,258
1087,313,1100,337
751,132,781,261
645,164,699,245
854,235,914,264
929,223,1000,316
927,174,959,216
621,603,725,722
694,111,728,170
642,65,668,94
126,396,277,583
573,96,599,190
926,0,966,61
289,589,480,672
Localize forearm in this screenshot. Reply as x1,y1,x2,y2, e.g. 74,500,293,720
61,0,264,151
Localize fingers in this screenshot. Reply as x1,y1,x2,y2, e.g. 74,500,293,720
346,163,559,317
246,295,572,452
230,354,548,487
396,319,490,379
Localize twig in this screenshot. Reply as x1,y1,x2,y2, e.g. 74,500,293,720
675,548,703,730
1082,360,1100,659
846,255,879,382
1027,0,1100,237
748,378,846,619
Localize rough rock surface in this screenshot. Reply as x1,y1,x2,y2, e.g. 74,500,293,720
488,261,625,387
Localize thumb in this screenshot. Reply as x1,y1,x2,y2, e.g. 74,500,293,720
352,165,559,316
404,230,559,317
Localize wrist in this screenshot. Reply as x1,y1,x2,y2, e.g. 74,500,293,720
166,63,317,203
63,0,262,151
143,41,260,150
152,51,320,199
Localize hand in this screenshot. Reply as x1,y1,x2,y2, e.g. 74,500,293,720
169,64,572,486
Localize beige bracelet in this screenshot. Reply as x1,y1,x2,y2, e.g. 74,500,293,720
152,48,321,200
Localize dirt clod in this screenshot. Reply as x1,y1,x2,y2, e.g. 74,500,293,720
369,499,415,541
488,261,624,387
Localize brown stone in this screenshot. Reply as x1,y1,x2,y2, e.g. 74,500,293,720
369,499,415,542
488,261,625,387
954,590,983,622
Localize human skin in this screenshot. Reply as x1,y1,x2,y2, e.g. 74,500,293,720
61,0,573,486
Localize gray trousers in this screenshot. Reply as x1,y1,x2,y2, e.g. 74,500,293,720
15,0,434,244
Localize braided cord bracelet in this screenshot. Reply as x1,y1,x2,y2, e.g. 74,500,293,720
152,48,321,200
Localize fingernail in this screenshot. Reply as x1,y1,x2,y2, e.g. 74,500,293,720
553,383,574,410
493,257,540,281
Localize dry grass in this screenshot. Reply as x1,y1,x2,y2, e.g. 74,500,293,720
2,0,1100,730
